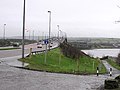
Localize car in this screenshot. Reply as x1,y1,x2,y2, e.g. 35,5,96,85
49,45,52,47
42,41,44,45
48,44,52,48
12,42,20,47
37,44,42,48
51,42,53,44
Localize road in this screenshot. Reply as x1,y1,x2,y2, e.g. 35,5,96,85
0,40,59,67
0,41,59,58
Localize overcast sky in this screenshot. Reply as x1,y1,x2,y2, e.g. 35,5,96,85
1,0,120,38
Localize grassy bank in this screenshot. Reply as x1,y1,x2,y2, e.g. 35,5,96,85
107,59,120,70
20,48,106,74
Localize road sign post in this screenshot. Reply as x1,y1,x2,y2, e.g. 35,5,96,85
29,48,32,58
44,40,48,64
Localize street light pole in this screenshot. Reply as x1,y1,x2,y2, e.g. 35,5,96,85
32,30,34,40
29,30,30,40
57,25,59,40
48,11,51,51
3,24,6,40
22,0,26,59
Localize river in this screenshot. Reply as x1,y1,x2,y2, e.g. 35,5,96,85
82,49,120,58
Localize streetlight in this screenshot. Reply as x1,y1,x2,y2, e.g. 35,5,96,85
22,0,26,59
3,24,6,40
58,30,62,43
57,25,62,65
32,30,34,40
25,29,30,40
48,11,51,50
57,25,62,43
57,25,59,40
29,30,30,40
64,32,67,38
59,30,62,40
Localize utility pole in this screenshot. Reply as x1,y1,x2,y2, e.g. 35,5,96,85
22,0,26,59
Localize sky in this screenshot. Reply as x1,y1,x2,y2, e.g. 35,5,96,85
1,0,120,38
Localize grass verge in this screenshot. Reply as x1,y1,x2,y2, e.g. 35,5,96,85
19,48,106,74
0,47,20,50
107,59,120,70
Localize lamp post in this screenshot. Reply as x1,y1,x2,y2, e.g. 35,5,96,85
48,11,51,51
57,25,59,40
58,29,62,43
32,30,34,40
22,0,26,59
3,24,6,40
57,25,62,43
57,25,62,65
59,30,62,40
28,30,31,40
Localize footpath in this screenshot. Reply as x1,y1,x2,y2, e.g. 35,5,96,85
102,60,120,78
0,54,28,67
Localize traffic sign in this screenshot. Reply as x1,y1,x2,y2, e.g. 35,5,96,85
44,40,48,44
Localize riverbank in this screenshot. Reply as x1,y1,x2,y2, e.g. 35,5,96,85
107,59,120,70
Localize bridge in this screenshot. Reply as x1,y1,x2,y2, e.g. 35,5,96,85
0,36,66,67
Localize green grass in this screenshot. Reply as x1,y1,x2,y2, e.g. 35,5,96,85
0,47,20,50
107,59,120,70
20,48,106,74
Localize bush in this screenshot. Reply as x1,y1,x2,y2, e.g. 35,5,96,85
116,53,120,66
60,42,80,59
104,79,119,89
115,75,120,83
0,39,11,47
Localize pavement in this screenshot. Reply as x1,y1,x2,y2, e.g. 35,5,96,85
0,56,120,90
0,63,107,90
102,60,120,77
1,59,119,90
0,55,29,67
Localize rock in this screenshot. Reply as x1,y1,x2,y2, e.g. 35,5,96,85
104,79,119,89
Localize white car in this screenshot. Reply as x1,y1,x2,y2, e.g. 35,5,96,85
37,44,42,48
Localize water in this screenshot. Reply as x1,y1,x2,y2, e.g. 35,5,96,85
82,49,120,58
